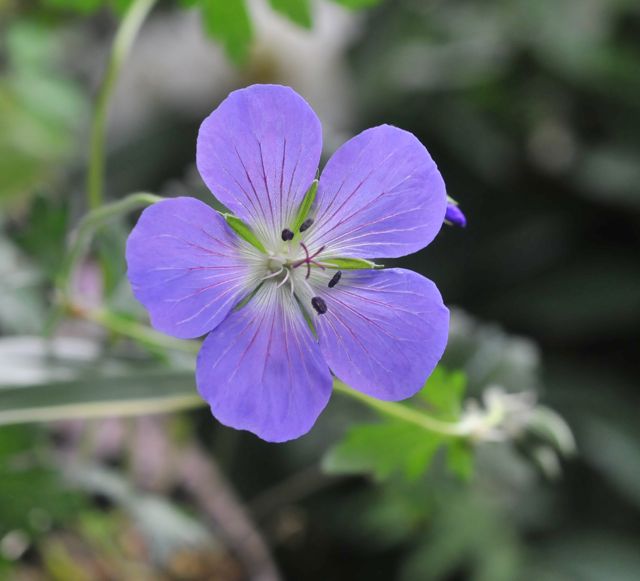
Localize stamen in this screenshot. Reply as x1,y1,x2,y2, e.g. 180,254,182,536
328,270,342,288
261,266,284,281
281,228,294,241
311,296,327,315
299,218,314,232
276,268,290,288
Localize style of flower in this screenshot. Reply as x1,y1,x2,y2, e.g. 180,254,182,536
126,84,450,442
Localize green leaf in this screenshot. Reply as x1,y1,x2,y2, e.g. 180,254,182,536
330,0,382,9
322,257,383,270
269,0,313,28
291,179,318,232
446,440,474,481
323,421,444,481
200,0,253,64
222,213,267,253
0,372,203,427
42,0,103,13
418,367,467,421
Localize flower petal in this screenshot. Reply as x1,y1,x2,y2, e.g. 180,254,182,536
197,84,322,247
313,268,449,400
126,197,259,339
306,125,447,258
196,283,333,442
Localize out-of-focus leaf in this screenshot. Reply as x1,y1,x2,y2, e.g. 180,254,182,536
324,368,471,481
269,0,313,28
0,238,46,334
323,421,443,481
13,195,69,278
69,466,216,560
0,426,84,536
200,0,253,64
0,371,202,427
416,367,466,421
41,0,103,13
0,22,87,207
331,0,382,9
447,440,474,481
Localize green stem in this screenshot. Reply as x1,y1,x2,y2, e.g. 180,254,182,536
87,0,157,210
84,309,199,355
68,305,486,439
334,381,470,437
58,192,161,301
46,192,161,336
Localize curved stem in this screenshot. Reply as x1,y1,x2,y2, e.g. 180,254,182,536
333,381,470,437
59,192,161,300
46,192,161,336
87,0,157,209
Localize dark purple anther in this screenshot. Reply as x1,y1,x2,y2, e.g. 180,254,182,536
311,296,327,315
444,203,467,228
328,271,342,288
281,228,294,241
299,218,314,232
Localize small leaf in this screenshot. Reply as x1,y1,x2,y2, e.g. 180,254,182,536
269,0,313,28
322,257,383,270
223,213,267,253
292,179,318,232
323,421,444,481
200,0,253,64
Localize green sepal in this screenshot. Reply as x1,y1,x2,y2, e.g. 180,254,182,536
291,179,318,232
222,213,266,254
322,257,383,270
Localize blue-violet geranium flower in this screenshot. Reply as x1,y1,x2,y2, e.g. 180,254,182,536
126,84,450,442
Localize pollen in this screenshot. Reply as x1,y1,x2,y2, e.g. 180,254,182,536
299,218,314,232
328,271,342,288
311,296,328,315
281,228,294,241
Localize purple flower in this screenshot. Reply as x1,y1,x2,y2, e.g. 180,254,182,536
445,202,467,228
126,85,450,442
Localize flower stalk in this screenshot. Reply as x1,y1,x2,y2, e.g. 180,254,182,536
87,0,157,210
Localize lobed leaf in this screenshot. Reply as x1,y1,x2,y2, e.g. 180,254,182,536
323,421,443,482
200,0,253,64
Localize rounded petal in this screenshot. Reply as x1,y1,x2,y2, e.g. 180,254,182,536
305,125,447,258
126,197,259,339
196,283,333,442
196,84,322,247
314,268,449,400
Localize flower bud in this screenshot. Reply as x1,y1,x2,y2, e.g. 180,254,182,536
445,203,467,228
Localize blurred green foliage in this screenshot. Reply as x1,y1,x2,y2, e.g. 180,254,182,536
324,369,472,481
0,22,87,208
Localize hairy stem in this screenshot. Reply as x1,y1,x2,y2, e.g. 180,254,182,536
87,0,157,209
333,380,471,437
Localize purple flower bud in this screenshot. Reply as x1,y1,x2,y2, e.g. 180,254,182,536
445,203,467,228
